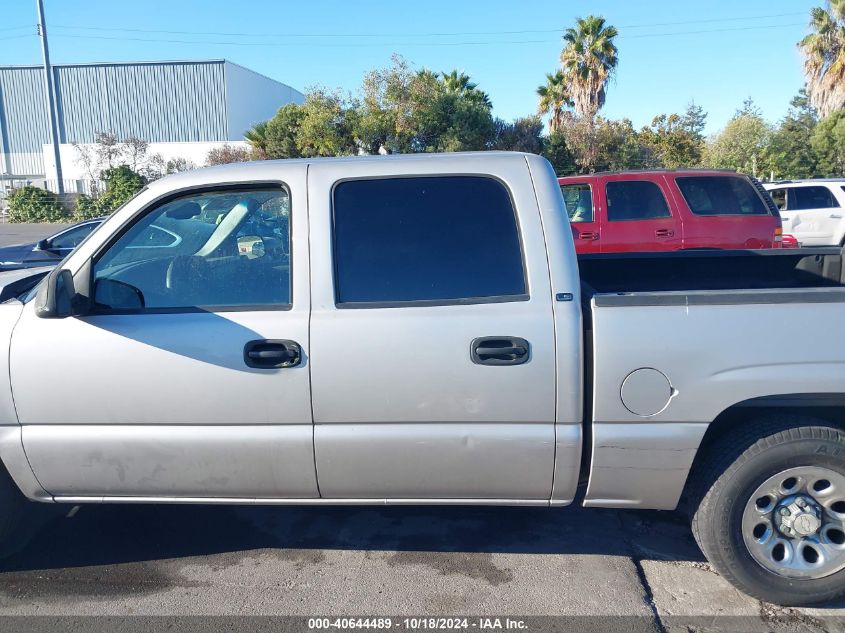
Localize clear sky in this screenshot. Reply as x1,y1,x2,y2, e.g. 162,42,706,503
0,0,819,135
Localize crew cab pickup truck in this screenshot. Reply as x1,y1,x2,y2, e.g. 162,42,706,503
1,153,844,606
559,170,783,253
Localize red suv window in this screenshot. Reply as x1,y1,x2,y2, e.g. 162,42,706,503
676,176,769,216
606,181,670,221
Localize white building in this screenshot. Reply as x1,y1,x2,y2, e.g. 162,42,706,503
0,59,304,191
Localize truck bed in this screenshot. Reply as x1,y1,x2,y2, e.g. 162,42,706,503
578,247,845,296
578,247,845,510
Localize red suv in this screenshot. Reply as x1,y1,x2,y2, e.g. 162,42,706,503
558,170,783,253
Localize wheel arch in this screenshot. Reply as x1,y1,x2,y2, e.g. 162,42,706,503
679,393,845,510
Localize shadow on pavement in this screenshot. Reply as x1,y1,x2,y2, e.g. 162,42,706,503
0,502,705,574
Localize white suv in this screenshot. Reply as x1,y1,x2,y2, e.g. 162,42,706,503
764,180,845,246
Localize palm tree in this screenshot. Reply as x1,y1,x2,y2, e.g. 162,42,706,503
536,71,572,133
560,15,619,120
800,1,845,117
244,121,269,159
440,70,492,108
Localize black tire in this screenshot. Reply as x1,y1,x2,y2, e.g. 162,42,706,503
0,464,32,559
690,415,845,606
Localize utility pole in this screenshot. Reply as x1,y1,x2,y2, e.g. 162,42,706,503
36,0,63,194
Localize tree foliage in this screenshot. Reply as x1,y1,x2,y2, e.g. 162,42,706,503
536,71,571,133
7,186,68,223
812,108,845,175
493,116,544,154
703,104,772,177
261,57,497,157
74,165,145,220
800,1,845,118
560,16,619,120
205,144,252,165
765,91,821,179
639,104,708,169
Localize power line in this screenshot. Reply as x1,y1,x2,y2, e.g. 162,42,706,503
620,22,805,40
49,22,806,48
0,34,32,42
49,11,808,40
0,25,32,32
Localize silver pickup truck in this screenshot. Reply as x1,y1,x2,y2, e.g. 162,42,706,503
1,152,844,606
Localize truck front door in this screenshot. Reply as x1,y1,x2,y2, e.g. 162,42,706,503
10,171,318,500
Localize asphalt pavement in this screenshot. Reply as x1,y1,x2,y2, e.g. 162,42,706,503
0,223,72,248
0,493,844,631
0,223,843,631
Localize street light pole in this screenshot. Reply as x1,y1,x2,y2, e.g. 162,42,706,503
36,0,64,194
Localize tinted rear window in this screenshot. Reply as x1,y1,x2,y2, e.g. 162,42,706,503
676,176,769,216
333,176,526,306
606,181,670,221
791,186,840,210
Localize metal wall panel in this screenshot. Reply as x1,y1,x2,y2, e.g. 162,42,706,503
1,60,303,177
54,61,228,143
0,67,50,176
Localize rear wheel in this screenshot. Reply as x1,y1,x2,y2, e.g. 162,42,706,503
691,416,845,606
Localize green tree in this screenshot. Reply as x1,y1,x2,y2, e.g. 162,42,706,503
75,165,144,220
440,70,492,108
493,116,544,153
639,105,707,169
7,186,68,223
765,91,820,179
593,118,653,172
560,16,619,120
244,121,269,159
536,71,571,133
811,108,845,175
352,57,495,154
295,89,356,157
541,132,577,175
800,1,845,118
703,109,772,177
265,104,306,159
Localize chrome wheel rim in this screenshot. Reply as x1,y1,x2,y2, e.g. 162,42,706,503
742,466,845,579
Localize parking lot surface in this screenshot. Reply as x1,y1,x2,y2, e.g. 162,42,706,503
0,223,72,248
0,499,843,631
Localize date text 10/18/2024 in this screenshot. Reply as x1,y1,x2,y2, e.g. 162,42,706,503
308,618,528,630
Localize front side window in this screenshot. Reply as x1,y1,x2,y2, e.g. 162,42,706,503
676,176,769,216
49,222,100,251
791,186,840,210
333,176,526,306
92,187,291,311
606,180,671,221
560,184,594,223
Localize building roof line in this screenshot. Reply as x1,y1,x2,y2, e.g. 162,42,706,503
0,59,228,70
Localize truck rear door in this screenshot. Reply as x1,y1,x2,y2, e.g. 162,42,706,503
308,156,558,502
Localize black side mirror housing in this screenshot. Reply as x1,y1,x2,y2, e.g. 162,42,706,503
35,238,50,251
34,266,89,318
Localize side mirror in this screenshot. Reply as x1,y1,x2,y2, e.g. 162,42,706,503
35,268,80,318
93,278,145,311
35,238,50,251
